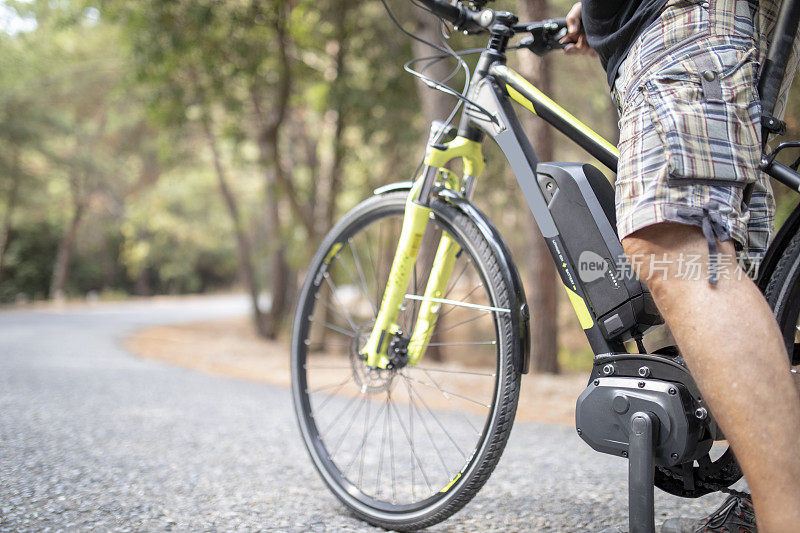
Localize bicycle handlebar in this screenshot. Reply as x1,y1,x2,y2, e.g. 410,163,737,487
413,0,570,56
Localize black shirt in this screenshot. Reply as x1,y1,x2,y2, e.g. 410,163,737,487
582,0,668,87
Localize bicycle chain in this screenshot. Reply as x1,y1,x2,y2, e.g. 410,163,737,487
657,462,745,497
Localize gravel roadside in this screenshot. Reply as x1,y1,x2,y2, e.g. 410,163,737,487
0,295,736,531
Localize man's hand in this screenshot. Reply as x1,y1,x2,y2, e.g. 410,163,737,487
562,2,596,56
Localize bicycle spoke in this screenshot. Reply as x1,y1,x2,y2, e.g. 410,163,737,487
375,394,390,497
311,377,354,415
388,389,397,504
409,379,415,498
349,239,378,317
404,375,452,479
389,399,433,494
419,340,496,347
437,283,485,322
320,392,361,439
364,226,380,307
307,376,353,395
304,341,351,349
353,402,386,476
417,367,482,434
331,395,367,458
333,251,369,309
403,374,490,408
444,256,471,299
409,262,420,334
431,312,490,337
309,317,355,338
375,221,385,309
315,295,356,330
409,366,495,377
402,373,467,458
323,273,358,331
340,395,379,480
304,363,351,370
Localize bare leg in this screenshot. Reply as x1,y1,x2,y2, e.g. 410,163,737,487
622,223,800,533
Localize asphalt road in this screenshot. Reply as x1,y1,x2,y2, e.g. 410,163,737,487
0,295,733,532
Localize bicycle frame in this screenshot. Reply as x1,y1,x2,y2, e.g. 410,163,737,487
361,49,627,369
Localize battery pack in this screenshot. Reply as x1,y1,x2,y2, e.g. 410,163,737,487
536,163,662,340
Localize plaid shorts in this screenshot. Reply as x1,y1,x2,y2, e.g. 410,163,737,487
612,0,800,261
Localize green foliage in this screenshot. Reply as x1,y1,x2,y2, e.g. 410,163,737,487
0,221,59,302
121,168,240,294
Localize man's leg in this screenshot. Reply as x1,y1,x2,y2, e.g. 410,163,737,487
622,223,800,532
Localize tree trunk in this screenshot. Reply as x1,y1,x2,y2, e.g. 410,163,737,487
322,1,351,236
413,9,456,132
134,269,151,297
516,0,559,374
249,3,299,339
251,133,293,340
50,200,84,300
201,114,268,338
0,149,21,283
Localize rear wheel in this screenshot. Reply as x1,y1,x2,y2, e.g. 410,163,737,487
291,191,521,531
763,227,800,372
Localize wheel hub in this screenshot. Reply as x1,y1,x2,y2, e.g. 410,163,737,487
350,324,399,394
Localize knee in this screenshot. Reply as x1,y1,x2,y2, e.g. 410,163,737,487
620,223,704,297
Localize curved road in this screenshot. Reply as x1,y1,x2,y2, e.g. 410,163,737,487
0,295,729,531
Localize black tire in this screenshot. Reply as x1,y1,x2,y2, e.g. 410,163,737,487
763,226,800,368
291,191,521,531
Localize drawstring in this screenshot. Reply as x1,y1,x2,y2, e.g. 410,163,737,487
675,201,731,285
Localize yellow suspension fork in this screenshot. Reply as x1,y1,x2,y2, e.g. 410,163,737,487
361,135,485,369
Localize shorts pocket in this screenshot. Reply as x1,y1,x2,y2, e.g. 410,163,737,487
642,49,762,185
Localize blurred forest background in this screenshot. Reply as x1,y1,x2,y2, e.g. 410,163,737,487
3,0,800,372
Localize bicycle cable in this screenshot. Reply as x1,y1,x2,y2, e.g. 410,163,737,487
380,0,484,177
380,1,533,179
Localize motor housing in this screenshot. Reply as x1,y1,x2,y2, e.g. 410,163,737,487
576,376,712,467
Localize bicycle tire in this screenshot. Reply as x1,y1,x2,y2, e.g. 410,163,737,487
291,191,521,531
763,223,800,366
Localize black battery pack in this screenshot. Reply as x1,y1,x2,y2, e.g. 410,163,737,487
536,162,662,340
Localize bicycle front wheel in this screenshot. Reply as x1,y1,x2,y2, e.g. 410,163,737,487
291,191,521,531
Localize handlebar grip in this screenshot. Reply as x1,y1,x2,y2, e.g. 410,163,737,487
413,0,466,26
412,0,487,33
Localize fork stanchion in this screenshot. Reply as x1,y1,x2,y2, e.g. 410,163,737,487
628,412,658,533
